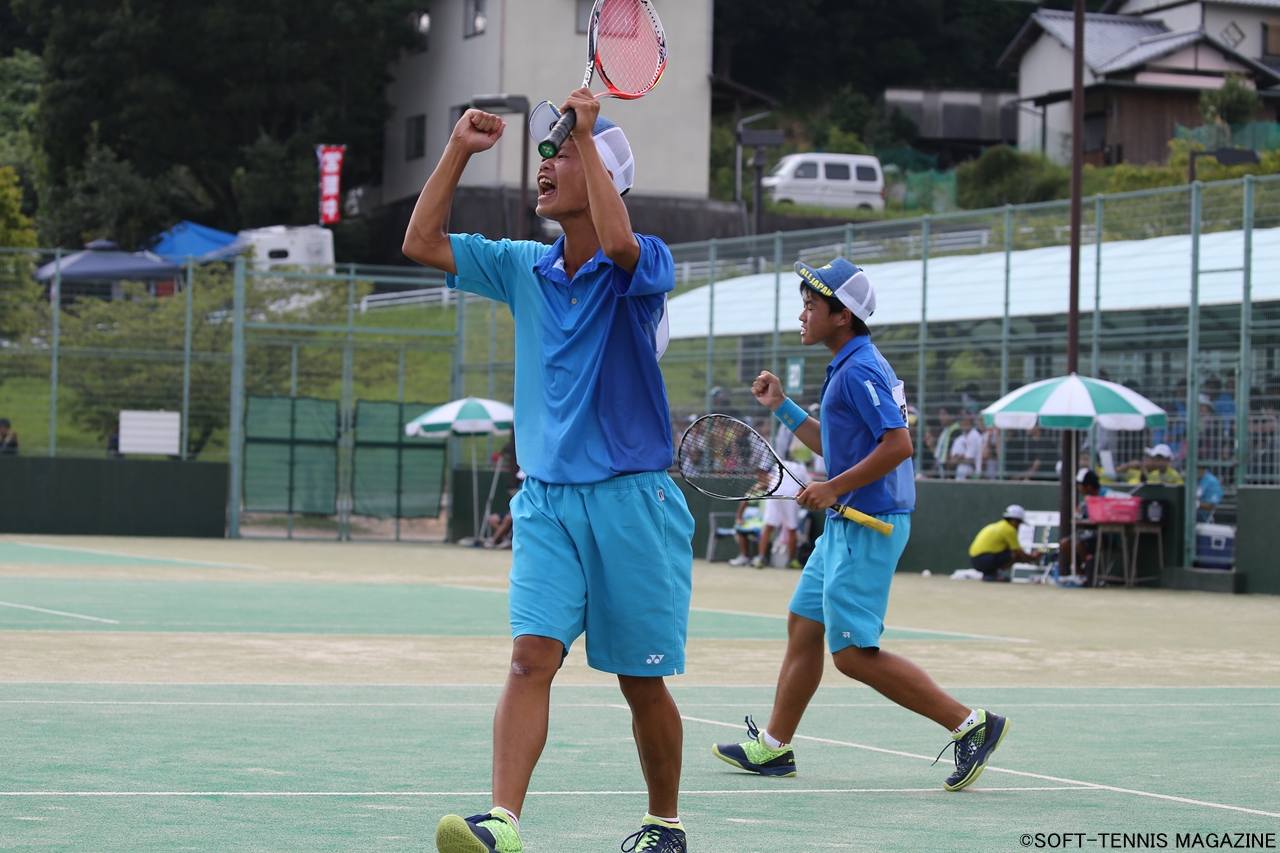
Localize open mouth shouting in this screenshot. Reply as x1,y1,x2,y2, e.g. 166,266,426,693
538,175,557,201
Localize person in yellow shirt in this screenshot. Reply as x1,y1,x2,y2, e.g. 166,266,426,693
1117,443,1184,485
968,505,1035,581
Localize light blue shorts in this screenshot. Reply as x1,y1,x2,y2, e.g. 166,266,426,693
789,512,912,653
508,471,695,677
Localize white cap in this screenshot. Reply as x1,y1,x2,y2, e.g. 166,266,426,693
1145,444,1174,459
1004,504,1027,522
528,101,634,195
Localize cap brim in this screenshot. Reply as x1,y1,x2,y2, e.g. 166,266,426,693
529,101,561,145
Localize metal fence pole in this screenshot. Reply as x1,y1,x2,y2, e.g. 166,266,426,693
772,232,782,379
844,222,852,261
288,344,298,540
1238,175,1254,487
1091,195,1103,377
1000,205,1012,479
340,264,356,541
228,256,247,538
48,248,61,457
705,239,717,413
397,348,405,542
1184,182,1202,568
916,216,930,473
180,258,194,461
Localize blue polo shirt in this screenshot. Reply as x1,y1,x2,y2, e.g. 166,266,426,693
819,336,915,517
447,232,674,484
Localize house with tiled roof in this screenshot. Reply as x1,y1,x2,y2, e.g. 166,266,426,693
999,2,1280,165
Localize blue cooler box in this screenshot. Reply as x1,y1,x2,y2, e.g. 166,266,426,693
1195,523,1235,570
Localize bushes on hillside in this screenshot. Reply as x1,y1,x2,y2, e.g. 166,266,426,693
956,145,1069,209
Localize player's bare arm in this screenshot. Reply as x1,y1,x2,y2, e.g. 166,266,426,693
753,370,823,454
797,428,912,511
402,109,506,273
561,88,641,274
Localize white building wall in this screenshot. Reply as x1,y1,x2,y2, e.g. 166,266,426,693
1017,34,1098,162
383,0,712,206
1203,5,1275,59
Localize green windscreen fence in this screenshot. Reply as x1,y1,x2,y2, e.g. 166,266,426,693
244,396,339,514
353,401,447,519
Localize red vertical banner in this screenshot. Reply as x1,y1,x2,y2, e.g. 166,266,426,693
316,145,347,225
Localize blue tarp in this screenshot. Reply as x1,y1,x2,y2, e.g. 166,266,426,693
149,221,238,261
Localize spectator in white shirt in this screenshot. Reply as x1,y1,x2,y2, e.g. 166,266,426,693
949,410,983,480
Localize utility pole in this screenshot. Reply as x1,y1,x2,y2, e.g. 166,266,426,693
1061,0,1085,541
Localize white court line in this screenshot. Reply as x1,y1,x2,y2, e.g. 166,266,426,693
7,541,263,570
0,787,1093,798
0,601,118,624
683,715,1280,819
3,700,1278,709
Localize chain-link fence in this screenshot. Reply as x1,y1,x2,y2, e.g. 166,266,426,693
0,252,460,540
460,173,1280,562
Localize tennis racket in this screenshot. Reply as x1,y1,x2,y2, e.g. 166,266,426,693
678,415,894,537
537,0,667,159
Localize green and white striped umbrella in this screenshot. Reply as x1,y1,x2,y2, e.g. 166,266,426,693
404,396,514,438
982,374,1167,431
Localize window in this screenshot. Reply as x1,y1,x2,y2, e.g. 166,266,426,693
825,163,851,180
794,162,819,179
577,0,592,34
464,0,487,37
856,165,878,182
1266,20,1280,57
1084,113,1106,153
406,114,426,160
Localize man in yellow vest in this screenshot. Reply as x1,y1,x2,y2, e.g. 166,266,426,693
968,505,1036,581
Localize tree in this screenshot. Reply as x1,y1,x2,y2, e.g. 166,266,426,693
0,48,41,218
13,0,419,243
956,145,1069,208
1200,74,1263,127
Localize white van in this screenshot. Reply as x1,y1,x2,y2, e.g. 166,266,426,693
762,153,885,211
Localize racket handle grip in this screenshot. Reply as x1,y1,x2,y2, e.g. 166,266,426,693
539,109,577,158
832,504,894,537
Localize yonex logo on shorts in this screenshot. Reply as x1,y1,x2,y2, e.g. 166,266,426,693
842,632,851,639
657,488,665,501
646,654,665,664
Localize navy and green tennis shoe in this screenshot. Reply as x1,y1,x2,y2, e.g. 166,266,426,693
935,709,1010,791
711,716,797,777
621,817,687,852
435,808,522,853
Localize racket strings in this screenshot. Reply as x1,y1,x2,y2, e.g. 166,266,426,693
678,416,784,499
594,0,666,96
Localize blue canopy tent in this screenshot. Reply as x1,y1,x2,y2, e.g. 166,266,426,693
149,221,238,262
36,240,183,301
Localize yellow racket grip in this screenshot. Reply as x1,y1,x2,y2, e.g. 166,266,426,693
832,503,894,536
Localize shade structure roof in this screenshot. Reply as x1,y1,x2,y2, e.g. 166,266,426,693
35,246,182,283
149,221,238,262
664,225,1280,340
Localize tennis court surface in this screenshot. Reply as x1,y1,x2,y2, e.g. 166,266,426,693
2,535,1277,852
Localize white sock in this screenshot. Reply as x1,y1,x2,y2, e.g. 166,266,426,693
493,806,519,829
762,730,788,750
645,813,681,827
952,710,980,735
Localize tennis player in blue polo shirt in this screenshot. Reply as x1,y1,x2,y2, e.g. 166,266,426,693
712,258,1010,792
403,91,694,853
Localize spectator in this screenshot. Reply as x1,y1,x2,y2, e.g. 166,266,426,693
1196,464,1223,522
948,409,983,479
106,425,121,459
979,425,1000,480
0,418,17,456
1007,424,1059,481
1059,469,1113,575
1117,444,1184,485
968,504,1035,581
750,459,810,569
1205,376,1235,417
930,407,959,478
727,501,764,567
